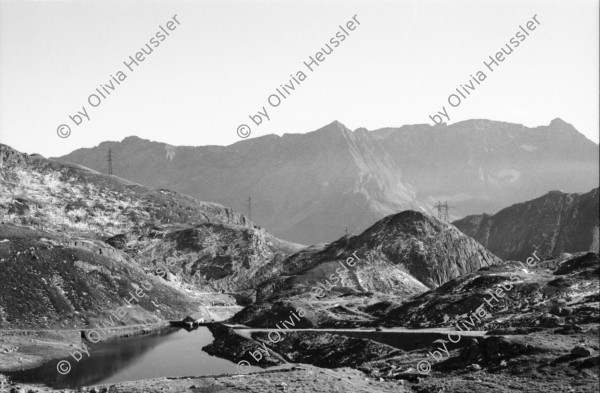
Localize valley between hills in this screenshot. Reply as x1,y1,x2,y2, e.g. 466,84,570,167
0,121,598,393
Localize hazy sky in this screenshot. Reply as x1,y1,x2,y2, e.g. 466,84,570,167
0,0,598,157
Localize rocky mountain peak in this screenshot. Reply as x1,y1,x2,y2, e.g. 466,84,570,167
121,135,148,144
348,210,501,288
327,120,351,132
256,209,500,306
361,210,435,235
304,120,353,141
549,117,573,128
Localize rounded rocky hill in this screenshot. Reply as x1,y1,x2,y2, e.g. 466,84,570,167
256,210,501,303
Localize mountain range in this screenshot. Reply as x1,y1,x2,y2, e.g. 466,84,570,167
57,118,600,245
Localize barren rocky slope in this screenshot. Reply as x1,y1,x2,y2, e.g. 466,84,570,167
453,188,599,261
0,143,301,327
58,118,599,244
0,144,251,235
0,224,197,329
106,222,302,297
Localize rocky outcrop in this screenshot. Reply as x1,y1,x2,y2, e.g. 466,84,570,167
252,331,403,368
204,323,402,369
377,252,599,330
438,336,536,371
203,324,284,366
231,301,321,328
453,188,599,261
347,211,501,288
106,222,302,294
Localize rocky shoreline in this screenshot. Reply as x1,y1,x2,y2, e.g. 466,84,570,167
0,322,170,373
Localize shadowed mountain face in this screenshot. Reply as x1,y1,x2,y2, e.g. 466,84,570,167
453,188,599,261
56,118,599,245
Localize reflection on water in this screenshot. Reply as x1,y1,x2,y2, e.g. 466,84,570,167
9,327,256,389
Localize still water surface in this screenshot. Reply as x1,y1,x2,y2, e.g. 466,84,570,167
9,327,257,389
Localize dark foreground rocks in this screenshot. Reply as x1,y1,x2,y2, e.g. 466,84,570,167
1,365,410,393
358,328,600,393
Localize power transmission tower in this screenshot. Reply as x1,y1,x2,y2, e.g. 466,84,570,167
434,201,456,243
107,148,113,175
434,201,453,223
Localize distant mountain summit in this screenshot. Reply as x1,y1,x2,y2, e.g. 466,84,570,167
57,118,599,245
453,188,599,261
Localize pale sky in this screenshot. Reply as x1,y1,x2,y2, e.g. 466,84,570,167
0,0,598,158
